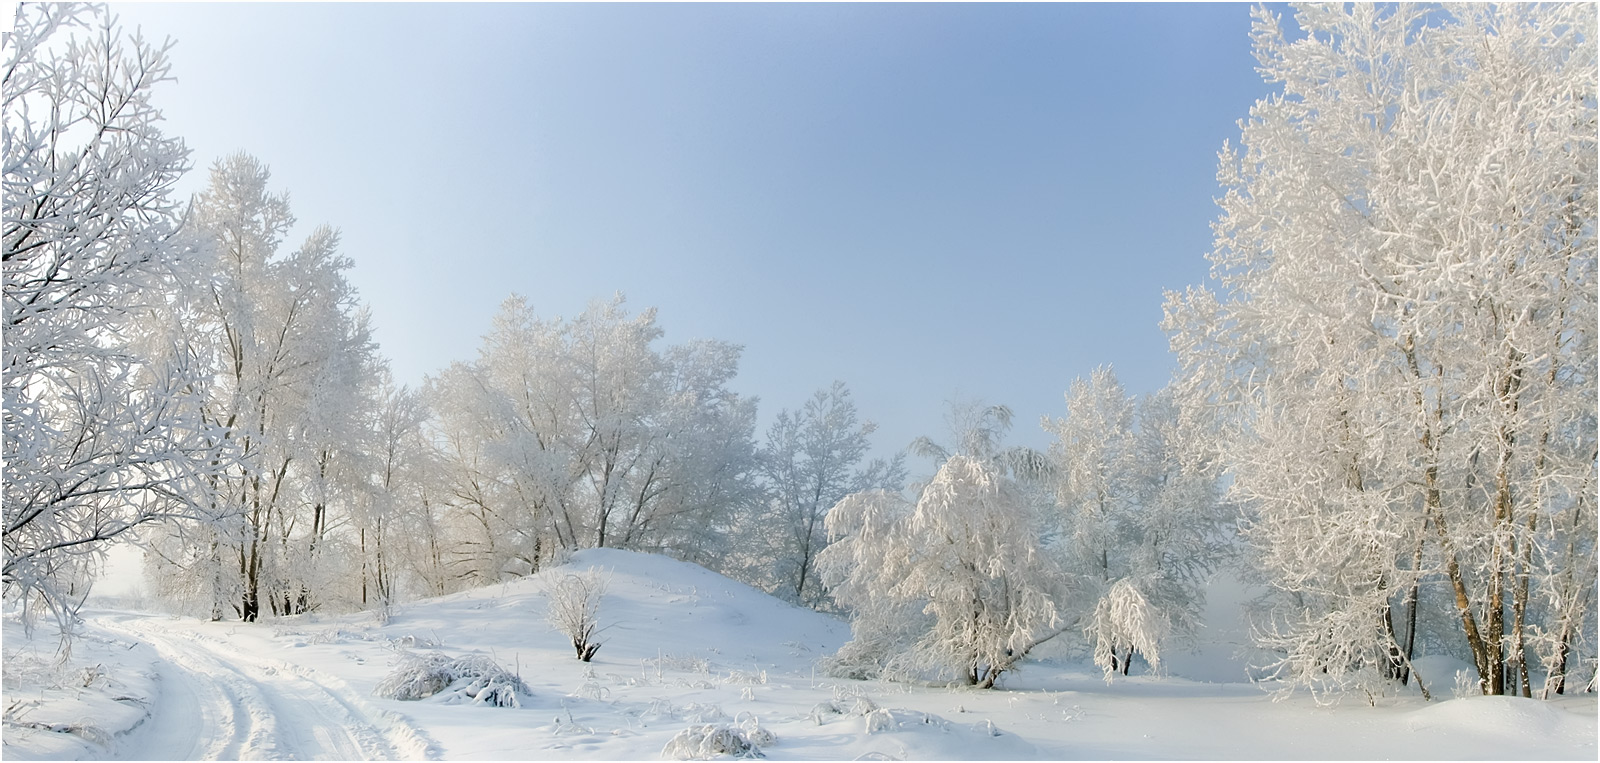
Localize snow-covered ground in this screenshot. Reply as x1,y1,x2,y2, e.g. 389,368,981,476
4,549,1595,760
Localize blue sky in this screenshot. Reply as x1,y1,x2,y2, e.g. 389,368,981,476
112,2,1280,458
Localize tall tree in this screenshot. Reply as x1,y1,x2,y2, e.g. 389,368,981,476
144,154,377,621
1164,4,1596,698
2,4,223,635
350,374,435,616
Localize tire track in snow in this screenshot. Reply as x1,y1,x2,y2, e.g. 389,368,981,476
97,615,425,760
99,616,268,760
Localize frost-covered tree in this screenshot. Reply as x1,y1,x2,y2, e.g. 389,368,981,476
2,4,224,634
821,402,1067,687
424,294,758,587
1044,368,1225,680
144,154,378,621
730,382,904,608
822,454,1067,688
1164,4,1596,699
350,375,435,614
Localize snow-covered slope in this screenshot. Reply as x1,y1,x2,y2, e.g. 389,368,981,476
384,548,849,677
3,549,1595,760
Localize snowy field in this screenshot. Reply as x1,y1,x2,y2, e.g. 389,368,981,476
3,549,1595,761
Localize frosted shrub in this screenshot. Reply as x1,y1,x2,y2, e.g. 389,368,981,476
808,701,842,724
845,696,878,716
679,702,727,723
864,708,946,734
546,568,608,661
660,724,763,759
374,652,530,707
735,712,776,747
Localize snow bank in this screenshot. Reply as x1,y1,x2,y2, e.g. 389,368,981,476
1406,695,1597,751
1,615,160,760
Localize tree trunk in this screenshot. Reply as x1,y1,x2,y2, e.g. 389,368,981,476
1549,628,1570,696
1431,507,1490,691
1401,533,1425,686
1511,511,1536,698
360,528,368,607
1382,594,1405,683
1408,342,1493,694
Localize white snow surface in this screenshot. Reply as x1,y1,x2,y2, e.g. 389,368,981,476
4,548,1595,760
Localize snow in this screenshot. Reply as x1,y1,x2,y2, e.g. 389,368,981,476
4,549,1595,760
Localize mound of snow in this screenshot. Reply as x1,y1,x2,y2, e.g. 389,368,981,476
382,548,849,678
1,615,161,760
1405,695,1594,750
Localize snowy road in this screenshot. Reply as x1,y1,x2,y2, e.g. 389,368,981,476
92,614,425,761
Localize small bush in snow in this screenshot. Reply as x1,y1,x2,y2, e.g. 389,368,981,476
864,708,946,735
546,568,608,661
735,712,776,747
661,724,763,759
373,652,530,707
808,701,842,725
809,693,882,725
846,696,878,716
679,702,727,723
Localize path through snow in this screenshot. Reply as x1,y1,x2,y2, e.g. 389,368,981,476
92,613,430,761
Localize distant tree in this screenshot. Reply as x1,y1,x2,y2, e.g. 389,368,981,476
351,374,435,616
424,294,758,586
1164,4,1596,698
1044,368,1225,680
735,382,904,608
2,4,224,636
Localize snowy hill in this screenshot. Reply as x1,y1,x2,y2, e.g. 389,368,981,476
3,549,1596,760
384,548,850,678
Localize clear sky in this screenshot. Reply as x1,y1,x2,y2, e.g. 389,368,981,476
108,1,1280,459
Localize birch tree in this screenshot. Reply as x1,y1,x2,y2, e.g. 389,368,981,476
424,294,758,585
1164,3,1596,698
351,375,435,614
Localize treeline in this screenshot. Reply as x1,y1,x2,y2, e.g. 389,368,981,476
4,3,1594,700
